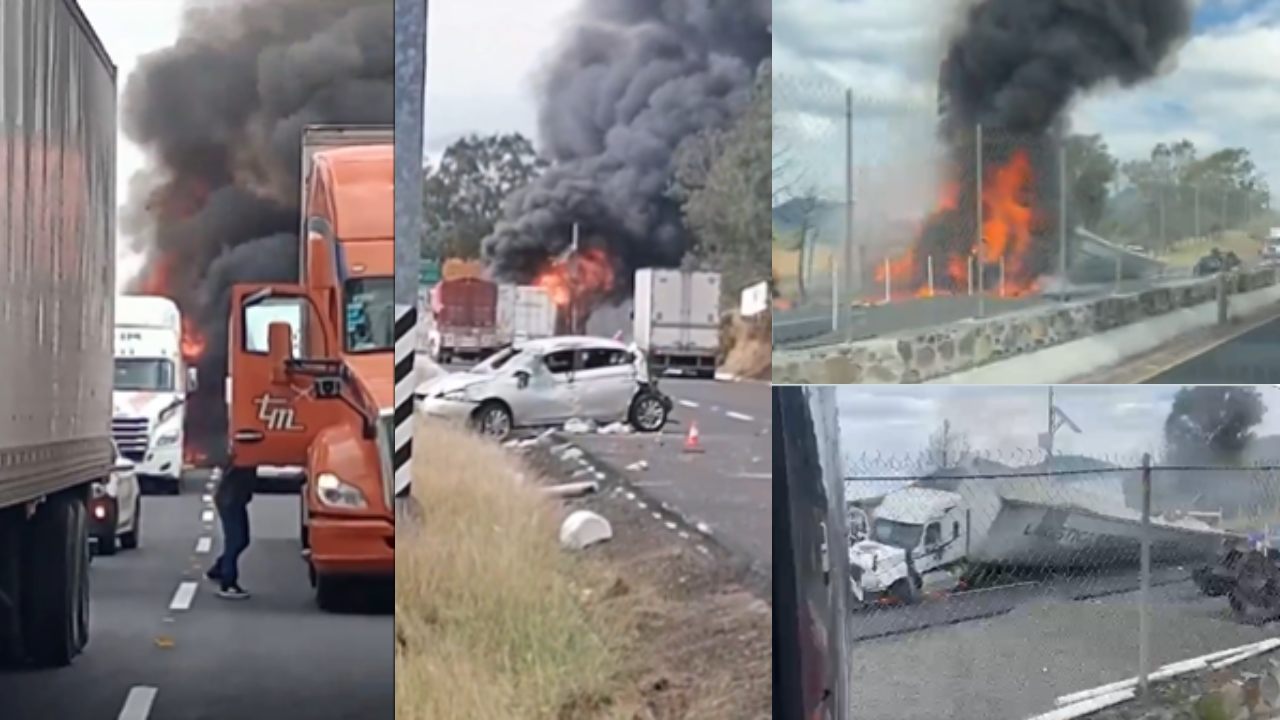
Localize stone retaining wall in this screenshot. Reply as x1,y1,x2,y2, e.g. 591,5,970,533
773,269,1279,384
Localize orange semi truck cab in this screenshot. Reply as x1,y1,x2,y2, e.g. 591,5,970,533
226,125,394,608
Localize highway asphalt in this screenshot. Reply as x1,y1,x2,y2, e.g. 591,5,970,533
564,377,772,575
0,472,392,720
1144,314,1280,384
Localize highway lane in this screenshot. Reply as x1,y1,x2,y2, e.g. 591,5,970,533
568,377,772,574
0,473,392,720
1144,314,1280,384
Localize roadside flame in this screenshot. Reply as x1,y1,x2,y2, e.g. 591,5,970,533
181,317,206,362
873,149,1040,301
534,248,616,309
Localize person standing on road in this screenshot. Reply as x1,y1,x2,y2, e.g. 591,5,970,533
205,467,254,599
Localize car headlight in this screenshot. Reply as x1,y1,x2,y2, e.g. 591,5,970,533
441,389,469,402
316,472,367,509
155,431,181,447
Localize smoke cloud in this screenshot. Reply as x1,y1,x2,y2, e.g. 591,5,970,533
910,0,1192,289
122,0,393,461
481,0,771,288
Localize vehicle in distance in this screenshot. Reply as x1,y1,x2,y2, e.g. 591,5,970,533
1261,228,1280,267
89,442,142,557
416,336,673,440
113,294,193,495
427,277,502,363
633,269,721,378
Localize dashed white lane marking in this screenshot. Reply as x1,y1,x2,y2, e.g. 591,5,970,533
195,537,212,554
169,581,198,611
678,399,699,409
201,510,214,523
202,494,212,503
117,686,157,720
725,411,754,423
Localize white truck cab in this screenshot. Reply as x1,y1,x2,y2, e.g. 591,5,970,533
849,487,969,604
113,295,194,494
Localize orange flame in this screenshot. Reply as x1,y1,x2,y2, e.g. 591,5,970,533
534,248,615,309
873,149,1041,302
181,317,206,363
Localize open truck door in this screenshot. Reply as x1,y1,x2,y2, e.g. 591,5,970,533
228,284,379,470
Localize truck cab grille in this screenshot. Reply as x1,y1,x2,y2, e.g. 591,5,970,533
112,417,150,461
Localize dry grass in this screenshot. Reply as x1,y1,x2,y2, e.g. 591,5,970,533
719,311,771,380
395,420,625,720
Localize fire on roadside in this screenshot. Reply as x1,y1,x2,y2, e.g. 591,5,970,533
873,148,1041,302
533,247,616,309
133,254,207,362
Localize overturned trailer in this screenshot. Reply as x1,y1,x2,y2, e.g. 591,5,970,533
850,467,1238,605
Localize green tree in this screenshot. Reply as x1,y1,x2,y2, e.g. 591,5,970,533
422,133,547,259
671,67,771,299
1063,134,1117,231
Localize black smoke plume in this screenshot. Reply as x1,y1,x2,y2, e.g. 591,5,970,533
481,0,771,289
122,0,393,462
908,0,1192,290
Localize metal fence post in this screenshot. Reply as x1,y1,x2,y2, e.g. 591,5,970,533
975,124,985,319
1139,452,1152,696
1217,271,1229,326
393,0,428,513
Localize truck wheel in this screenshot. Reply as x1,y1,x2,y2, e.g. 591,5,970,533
629,392,668,433
887,578,918,606
120,498,141,550
315,575,345,612
23,492,89,667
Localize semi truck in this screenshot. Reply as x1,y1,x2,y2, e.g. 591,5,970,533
633,269,721,378
0,0,117,667
224,125,394,609
426,277,502,363
112,295,193,495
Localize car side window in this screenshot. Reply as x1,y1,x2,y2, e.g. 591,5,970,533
579,348,628,370
543,350,575,375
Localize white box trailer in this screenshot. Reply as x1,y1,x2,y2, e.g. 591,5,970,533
633,269,721,378
0,0,117,667
496,285,556,343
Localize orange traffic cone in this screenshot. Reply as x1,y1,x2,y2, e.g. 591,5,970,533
683,422,704,454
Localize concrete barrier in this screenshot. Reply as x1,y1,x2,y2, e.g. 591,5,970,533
772,268,1279,384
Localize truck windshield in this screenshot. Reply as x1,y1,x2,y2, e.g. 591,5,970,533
114,358,175,392
873,518,923,550
344,277,393,353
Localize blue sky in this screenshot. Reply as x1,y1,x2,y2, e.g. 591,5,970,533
774,0,1280,208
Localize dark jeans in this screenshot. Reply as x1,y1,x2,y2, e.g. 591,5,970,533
215,500,251,587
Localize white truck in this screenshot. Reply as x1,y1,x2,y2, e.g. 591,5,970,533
633,269,721,378
497,284,556,344
0,0,117,667
113,296,194,495
1262,227,1280,267
849,476,1234,605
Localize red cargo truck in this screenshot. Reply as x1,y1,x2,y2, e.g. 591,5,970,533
426,278,502,363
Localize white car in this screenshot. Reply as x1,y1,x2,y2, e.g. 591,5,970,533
89,441,142,556
416,336,673,439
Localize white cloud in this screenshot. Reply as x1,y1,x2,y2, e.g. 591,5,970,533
424,0,581,158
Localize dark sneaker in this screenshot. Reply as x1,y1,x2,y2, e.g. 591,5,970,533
205,567,222,584
217,585,250,600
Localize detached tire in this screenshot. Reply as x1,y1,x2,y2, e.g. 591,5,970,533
23,492,90,667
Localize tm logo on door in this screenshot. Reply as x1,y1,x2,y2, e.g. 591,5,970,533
254,394,304,432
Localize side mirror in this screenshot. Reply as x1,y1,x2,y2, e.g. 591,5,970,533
187,367,199,392
514,371,530,390
268,321,294,384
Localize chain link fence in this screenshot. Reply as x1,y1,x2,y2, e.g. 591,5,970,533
773,74,1277,349
839,448,1280,719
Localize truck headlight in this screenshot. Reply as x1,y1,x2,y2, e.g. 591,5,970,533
155,432,181,447
316,472,367,509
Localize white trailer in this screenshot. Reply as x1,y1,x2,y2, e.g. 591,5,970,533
113,296,193,494
496,285,556,343
633,269,721,378
0,0,117,667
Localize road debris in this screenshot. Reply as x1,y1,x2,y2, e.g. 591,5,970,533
625,460,649,472
560,510,613,550
564,418,598,434
543,481,600,500
599,421,633,435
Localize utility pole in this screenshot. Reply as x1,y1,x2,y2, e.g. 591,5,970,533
975,124,985,318
1046,387,1054,459
844,88,854,334
1058,140,1067,284
394,0,428,513
1194,185,1200,239
570,223,580,334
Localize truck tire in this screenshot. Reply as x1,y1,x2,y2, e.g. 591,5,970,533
315,575,345,612
0,516,23,665
887,578,918,606
120,497,141,550
23,492,90,667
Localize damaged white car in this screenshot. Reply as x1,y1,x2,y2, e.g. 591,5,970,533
416,336,672,440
